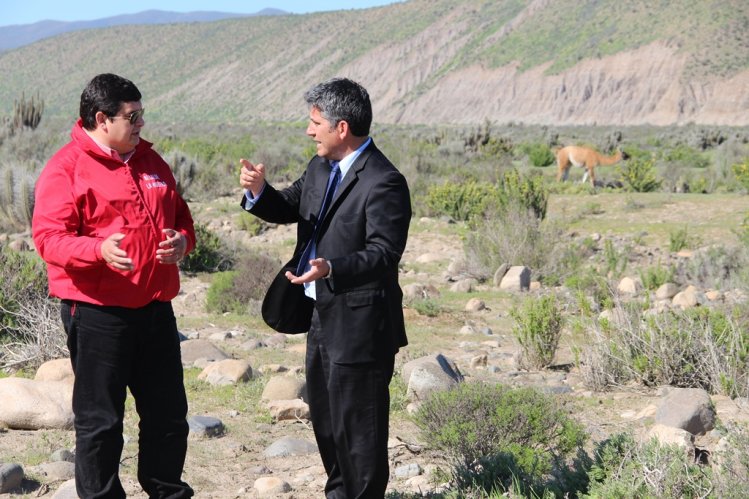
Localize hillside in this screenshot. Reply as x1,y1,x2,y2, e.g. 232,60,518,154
1,0,748,126
0,9,286,52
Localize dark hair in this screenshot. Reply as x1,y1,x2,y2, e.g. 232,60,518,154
303,77,372,137
79,73,141,130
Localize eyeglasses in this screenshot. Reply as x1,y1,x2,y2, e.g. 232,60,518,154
110,108,145,125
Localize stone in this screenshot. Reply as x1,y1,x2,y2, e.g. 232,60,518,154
403,354,463,401
197,359,253,386
261,376,306,402
492,263,510,287
672,286,706,310
0,378,73,429
50,478,77,499
263,437,318,458
35,358,74,383
648,423,695,449
188,415,224,438
267,399,310,421
617,276,641,295
394,463,422,479
179,339,229,367
655,282,679,300
464,298,485,312
450,278,477,293
0,463,24,493
31,461,75,481
254,476,291,494
499,266,530,291
655,387,715,435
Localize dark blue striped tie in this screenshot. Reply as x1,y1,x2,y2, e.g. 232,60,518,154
296,162,341,276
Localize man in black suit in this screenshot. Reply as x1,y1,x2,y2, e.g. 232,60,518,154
239,77,411,498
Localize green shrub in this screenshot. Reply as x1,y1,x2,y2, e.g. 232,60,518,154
564,267,613,312
738,213,749,247
237,211,265,236
510,294,564,369
668,226,690,252
180,223,234,273
585,433,713,498
494,169,549,220
424,180,495,221
638,261,675,291
205,251,279,315
616,157,661,192
0,246,49,335
602,239,629,278
732,158,749,192
520,142,555,167
674,244,749,290
579,306,749,397
0,245,65,370
411,298,442,317
662,144,711,169
414,382,588,497
713,422,749,497
464,203,562,281
205,271,243,314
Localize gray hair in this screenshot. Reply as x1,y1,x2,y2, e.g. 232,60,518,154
304,77,372,137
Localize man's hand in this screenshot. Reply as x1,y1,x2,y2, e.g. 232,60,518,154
285,258,330,284
239,158,266,198
100,233,134,271
156,229,187,265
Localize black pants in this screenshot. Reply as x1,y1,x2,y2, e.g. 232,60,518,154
61,300,193,499
306,309,395,499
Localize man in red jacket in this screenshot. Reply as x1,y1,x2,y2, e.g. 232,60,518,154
32,73,195,498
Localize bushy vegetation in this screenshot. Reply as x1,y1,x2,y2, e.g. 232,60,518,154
205,251,279,315
579,303,749,397
510,294,564,369
414,382,589,497
585,429,749,498
616,157,662,192
180,223,234,273
0,245,65,371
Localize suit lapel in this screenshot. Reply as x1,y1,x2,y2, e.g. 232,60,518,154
329,142,373,206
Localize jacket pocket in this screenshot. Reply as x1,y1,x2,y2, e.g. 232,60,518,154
345,289,384,308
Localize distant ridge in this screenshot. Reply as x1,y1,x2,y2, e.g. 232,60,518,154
0,8,287,52
1,0,748,126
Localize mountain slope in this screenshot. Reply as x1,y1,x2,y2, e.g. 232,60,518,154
0,9,286,52
1,0,747,126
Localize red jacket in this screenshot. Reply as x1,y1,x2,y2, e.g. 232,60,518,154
32,120,195,308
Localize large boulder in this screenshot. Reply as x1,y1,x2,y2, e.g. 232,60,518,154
0,378,73,429
402,354,463,402
655,387,715,435
34,359,74,383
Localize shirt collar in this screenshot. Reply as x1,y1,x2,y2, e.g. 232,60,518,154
83,129,135,163
334,137,371,179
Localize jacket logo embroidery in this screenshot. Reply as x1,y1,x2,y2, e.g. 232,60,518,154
142,173,167,189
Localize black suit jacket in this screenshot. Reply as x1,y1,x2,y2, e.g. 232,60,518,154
246,141,411,363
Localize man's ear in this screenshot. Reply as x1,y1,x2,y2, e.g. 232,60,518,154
95,111,109,129
336,119,349,138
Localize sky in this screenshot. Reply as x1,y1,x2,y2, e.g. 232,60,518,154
2,1,402,26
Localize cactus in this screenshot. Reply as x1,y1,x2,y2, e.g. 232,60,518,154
0,163,37,231
12,91,45,132
165,150,197,197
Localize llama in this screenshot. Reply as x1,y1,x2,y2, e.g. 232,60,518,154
555,145,627,186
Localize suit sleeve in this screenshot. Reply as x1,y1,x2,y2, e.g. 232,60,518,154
241,171,306,225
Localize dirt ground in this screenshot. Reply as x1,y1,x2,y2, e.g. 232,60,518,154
2,191,748,498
